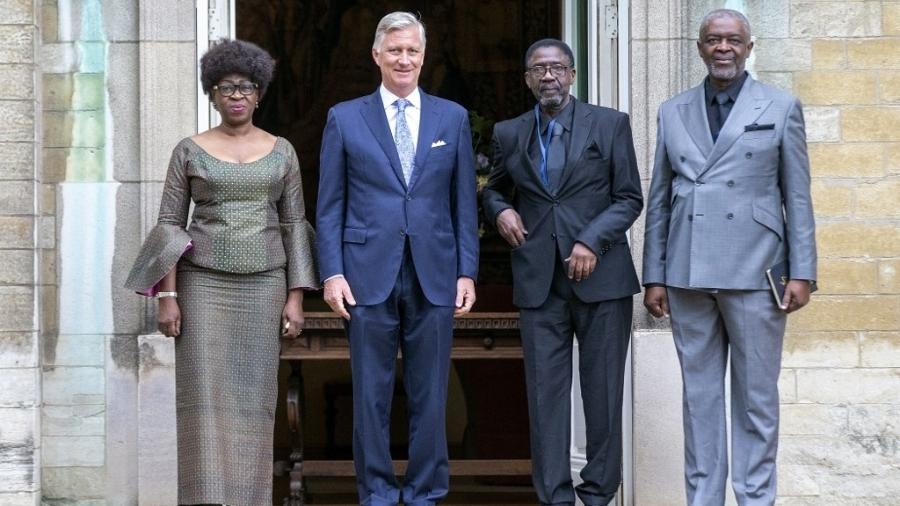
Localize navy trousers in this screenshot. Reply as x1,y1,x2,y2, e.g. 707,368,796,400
346,244,454,506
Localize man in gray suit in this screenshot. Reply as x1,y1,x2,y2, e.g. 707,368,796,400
643,9,817,505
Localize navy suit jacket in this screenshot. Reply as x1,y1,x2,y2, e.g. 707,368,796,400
316,88,479,307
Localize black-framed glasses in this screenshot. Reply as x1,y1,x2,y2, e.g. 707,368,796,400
526,64,572,79
213,82,258,97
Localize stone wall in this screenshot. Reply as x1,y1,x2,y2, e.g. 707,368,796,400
0,0,41,505
779,1,900,503
631,0,900,504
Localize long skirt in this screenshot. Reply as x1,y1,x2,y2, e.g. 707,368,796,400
175,262,286,505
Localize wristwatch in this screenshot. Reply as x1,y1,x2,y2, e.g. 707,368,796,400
155,291,178,299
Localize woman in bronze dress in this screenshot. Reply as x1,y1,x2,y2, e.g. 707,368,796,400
125,39,318,505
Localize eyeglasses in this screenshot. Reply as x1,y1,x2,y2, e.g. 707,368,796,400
213,82,258,97
526,64,572,79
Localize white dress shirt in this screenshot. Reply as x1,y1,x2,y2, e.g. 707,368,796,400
380,85,421,152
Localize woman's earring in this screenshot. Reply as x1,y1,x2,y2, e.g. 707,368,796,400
255,101,260,109
212,102,218,111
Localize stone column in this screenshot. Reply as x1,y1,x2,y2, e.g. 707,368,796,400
628,0,693,503
35,0,197,503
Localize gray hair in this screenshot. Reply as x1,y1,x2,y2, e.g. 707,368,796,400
372,11,427,51
698,9,752,39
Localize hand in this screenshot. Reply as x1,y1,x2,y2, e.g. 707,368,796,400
157,297,182,337
281,290,305,339
565,243,598,282
496,209,528,248
324,276,356,320
644,286,670,318
454,277,476,317
781,280,812,313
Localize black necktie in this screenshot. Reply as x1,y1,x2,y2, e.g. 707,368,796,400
546,122,565,192
713,91,731,142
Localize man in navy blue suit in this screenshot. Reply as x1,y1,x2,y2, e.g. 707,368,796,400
316,11,479,506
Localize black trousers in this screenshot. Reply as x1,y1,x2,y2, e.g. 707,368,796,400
519,257,632,506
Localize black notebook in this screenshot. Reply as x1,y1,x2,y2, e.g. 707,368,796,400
765,260,790,309
766,260,817,309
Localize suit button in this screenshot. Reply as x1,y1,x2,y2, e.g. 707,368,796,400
553,200,559,207
688,215,694,221
695,181,703,186
551,233,557,239
400,230,406,236
406,195,412,201
679,156,686,162
727,213,734,219
727,180,735,187
745,152,753,159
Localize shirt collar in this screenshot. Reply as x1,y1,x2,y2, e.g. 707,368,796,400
380,85,421,111
705,71,748,105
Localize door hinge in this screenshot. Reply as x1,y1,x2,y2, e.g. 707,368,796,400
208,3,228,40
605,4,618,39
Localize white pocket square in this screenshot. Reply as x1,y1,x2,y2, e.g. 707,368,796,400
431,140,447,148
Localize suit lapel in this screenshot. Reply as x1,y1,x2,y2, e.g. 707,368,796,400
516,113,552,197
360,89,407,189
555,99,593,191
698,77,771,178
677,85,714,162
408,92,442,190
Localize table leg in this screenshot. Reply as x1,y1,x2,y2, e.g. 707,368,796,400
285,361,305,506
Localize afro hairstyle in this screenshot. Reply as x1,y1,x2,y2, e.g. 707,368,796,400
200,38,275,99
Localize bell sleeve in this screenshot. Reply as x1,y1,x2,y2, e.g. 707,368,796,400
277,144,319,290
124,141,194,296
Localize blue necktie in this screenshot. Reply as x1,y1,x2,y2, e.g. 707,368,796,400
394,99,415,184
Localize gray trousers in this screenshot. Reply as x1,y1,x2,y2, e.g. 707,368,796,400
667,287,787,506
520,261,632,506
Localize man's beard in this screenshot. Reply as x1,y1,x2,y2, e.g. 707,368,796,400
539,93,565,110
707,61,738,81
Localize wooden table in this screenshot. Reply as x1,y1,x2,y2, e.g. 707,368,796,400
279,311,531,505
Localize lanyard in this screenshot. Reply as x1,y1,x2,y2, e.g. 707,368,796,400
534,104,557,187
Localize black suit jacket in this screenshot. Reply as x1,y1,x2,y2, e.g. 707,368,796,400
482,99,643,308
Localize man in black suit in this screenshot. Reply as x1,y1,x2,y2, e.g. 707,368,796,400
482,39,643,506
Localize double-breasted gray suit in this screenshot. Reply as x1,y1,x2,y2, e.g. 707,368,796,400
484,98,642,506
643,75,816,505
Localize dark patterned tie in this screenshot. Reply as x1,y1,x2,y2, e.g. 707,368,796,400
546,122,565,192
394,99,414,184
